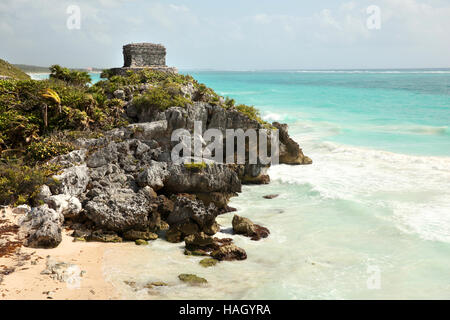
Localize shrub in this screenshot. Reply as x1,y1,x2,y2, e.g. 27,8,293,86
0,159,60,206
49,65,91,87
26,138,74,162
133,86,190,112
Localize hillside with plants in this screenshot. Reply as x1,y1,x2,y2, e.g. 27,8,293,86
0,65,283,206
0,59,30,80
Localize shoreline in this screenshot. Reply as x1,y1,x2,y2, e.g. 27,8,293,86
0,207,121,300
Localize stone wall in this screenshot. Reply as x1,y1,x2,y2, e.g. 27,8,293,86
123,43,166,67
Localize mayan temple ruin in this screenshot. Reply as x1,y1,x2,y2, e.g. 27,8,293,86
109,43,177,75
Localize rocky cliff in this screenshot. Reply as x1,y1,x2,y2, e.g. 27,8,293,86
6,70,311,258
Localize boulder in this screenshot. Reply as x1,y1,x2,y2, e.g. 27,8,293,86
136,161,169,190
50,165,89,196
46,194,82,219
164,163,241,194
167,195,218,229
211,244,247,261
184,232,214,248
273,122,312,165
84,188,153,232
22,205,64,248
232,215,270,241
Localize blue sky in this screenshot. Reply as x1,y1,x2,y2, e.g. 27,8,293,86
1,0,449,69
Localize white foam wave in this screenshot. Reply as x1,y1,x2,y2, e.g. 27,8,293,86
269,139,450,243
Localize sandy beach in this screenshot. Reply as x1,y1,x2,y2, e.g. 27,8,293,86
0,207,121,300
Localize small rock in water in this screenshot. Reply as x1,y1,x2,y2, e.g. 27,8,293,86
145,281,168,289
263,194,279,199
178,274,207,285
199,258,218,268
232,215,270,241
135,239,148,246
211,244,247,261
184,248,209,256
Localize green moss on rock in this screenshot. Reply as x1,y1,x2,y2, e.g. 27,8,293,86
135,239,148,246
199,258,218,268
178,273,207,285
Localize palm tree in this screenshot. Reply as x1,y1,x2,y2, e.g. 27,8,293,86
41,88,61,129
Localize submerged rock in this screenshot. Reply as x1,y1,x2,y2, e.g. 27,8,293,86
199,258,218,268
178,273,207,285
263,194,279,199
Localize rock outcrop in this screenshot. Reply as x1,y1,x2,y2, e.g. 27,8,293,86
21,205,64,248
16,68,309,254
232,214,270,241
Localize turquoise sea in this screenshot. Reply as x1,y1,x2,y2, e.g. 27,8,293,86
30,70,450,299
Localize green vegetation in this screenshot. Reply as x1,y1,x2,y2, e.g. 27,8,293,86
184,162,207,172
0,59,30,80
0,65,129,205
26,138,74,163
0,65,272,206
49,65,91,86
199,258,218,268
0,159,61,206
178,273,208,285
13,64,50,74
133,86,190,111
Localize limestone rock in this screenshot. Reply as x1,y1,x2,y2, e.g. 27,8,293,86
184,232,214,248
46,194,82,219
50,165,89,196
211,244,247,261
167,195,218,229
88,230,122,243
23,205,64,248
165,228,183,243
178,273,207,285
123,230,158,241
12,204,31,215
84,188,153,232
273,122,312,165
232,215,270,241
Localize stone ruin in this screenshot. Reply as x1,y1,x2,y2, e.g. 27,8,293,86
109,43,177,76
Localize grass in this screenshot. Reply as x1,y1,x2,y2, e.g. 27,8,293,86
0,59,30,80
